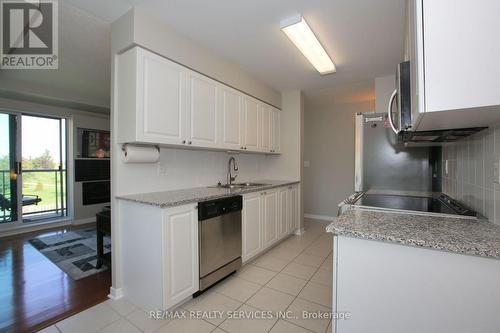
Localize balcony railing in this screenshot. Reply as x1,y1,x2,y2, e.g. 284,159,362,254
0,168,67,223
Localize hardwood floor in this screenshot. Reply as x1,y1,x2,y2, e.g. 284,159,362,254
0,224,112,333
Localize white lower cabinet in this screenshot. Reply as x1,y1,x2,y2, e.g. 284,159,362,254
242,192,263,262
121,201,199,311
242,184,299,263
162,204,199,309
262,189,278,249
278,187,289,239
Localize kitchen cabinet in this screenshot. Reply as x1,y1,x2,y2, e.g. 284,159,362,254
242,192,263,262
242,184,299,262
290,185,299,232
220,86,242,150
260,104,272,152
116,47,188,146
116,46,281,154
120,201,199,311
186,72,219,148
242,96,261,152
278,187,289,239
272,108,281,154
262,189,278,248
406,0,500,131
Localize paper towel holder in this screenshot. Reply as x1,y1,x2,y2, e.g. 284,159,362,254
121,143,160,156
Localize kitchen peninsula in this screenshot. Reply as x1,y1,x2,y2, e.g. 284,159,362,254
327,209,500,333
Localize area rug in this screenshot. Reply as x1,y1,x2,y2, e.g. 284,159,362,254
29,228,111,280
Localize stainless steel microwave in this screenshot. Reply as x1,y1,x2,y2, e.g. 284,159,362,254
387,61,486,144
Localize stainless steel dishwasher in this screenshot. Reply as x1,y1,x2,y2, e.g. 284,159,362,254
198,195,242,292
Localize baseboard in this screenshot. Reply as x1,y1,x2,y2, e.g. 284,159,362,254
73,217,96,225
304,213,335,222
294,227,305,235
0,219,71,238
108,287,124,300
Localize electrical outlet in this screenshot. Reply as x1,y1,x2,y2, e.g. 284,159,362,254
158,163,167,176
494,156,500,184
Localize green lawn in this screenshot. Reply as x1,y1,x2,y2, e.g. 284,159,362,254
22,171,66,207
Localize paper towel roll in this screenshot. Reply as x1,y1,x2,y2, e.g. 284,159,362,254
122,145,160,163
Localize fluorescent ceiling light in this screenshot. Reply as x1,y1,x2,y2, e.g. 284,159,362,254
281,15,336,75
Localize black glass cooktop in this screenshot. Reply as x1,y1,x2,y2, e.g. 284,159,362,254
355,193,476,216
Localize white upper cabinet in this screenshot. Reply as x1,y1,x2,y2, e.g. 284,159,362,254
259,104,272,153
116,46,282,153
186,72,219,148
220,86,242,150
116,47,187,145
408,0,500,131
242,97,260,152
272,108,281,154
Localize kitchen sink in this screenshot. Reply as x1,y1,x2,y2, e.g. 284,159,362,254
210,182,269,189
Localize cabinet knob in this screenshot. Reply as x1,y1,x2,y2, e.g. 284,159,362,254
244,147,247,150
182,140,186,144
188,141,192,145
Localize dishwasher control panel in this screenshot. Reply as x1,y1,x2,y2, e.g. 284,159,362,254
198,196,243,221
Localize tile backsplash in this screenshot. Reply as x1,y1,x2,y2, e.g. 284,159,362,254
442,126,500,225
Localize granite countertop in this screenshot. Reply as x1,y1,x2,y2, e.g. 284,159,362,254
116,180,299,208
327,209,500,260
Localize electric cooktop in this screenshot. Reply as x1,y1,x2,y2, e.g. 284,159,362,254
350,193,476,217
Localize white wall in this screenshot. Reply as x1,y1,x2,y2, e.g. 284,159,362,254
110,8,302,296
0,97,110,226
442,126,500,225
112,7,281,108
303,100,374,218
375,75,395,114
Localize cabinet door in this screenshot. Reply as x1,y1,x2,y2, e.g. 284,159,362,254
408,0,425,129
186,72,218,148
242,97,260,151
137,48,187,145
263,189,278,249
220,87,242,150
278,187,288,239
272,109,281,153
162,204,199,309
260,104,272,152
423,0,500,113
242,193,262,262
291,185,299,232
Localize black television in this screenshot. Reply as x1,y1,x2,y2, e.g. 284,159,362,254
77,128,110,158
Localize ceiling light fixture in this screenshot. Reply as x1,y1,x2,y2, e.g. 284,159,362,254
281,15,336,75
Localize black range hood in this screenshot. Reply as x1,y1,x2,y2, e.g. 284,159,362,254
398,127,488,143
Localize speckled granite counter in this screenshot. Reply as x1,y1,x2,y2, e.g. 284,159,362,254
116,180,299,208
327,209,500,260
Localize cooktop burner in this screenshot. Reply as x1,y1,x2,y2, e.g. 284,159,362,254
353,193,476,217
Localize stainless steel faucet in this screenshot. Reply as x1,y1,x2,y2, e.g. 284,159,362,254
227,156,239,185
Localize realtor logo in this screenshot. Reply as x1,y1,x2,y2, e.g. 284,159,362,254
1,0,58,69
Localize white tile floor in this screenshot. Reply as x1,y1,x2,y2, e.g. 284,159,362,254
41,219,333,333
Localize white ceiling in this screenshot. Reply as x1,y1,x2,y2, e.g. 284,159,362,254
0,2,111,110
1,0,406,109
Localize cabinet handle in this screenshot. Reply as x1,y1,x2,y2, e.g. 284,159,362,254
182,140,186,144
244,147,247,150
188,141,192,145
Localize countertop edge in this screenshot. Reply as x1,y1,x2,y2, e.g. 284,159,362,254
326,220,500,261
116,180,300,208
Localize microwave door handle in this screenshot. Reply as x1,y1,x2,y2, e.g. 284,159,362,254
387,89,399,134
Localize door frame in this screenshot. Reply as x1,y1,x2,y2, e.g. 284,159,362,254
0,109,71,232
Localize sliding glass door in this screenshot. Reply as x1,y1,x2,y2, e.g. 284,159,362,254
0,113,19,224
0,111,67,227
